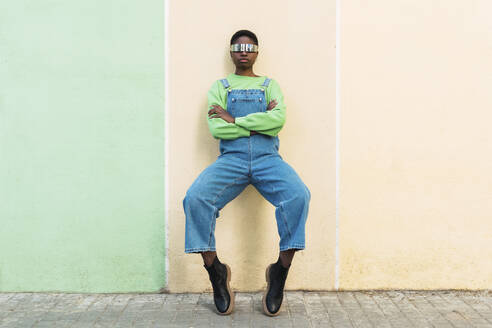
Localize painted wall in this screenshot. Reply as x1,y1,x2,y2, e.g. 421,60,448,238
168,0,336,292
0,1,165,292
1,0,490,293
169,0,492,292
339,0,492,289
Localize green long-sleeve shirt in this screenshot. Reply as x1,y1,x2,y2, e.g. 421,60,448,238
207,73,286,140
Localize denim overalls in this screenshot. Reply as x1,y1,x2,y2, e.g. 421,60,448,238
183,77,310,253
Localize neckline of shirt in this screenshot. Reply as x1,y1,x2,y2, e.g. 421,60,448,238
229,73,265,79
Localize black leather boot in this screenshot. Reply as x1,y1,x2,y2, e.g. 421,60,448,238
262,258,290,316
204,256,234,315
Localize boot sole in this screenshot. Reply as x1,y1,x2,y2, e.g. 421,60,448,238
217,263,235,315
262,264,281,316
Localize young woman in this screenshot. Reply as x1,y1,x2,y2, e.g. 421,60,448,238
183,30,310,316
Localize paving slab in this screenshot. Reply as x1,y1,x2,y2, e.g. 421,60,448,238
0,291,490,327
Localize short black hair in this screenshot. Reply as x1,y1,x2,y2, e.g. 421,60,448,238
230,30,258,45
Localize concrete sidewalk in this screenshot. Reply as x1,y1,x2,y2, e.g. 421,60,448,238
0,291,491,327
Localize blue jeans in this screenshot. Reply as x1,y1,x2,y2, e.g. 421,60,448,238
183,134,310,253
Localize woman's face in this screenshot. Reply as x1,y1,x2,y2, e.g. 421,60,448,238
230,36,258,70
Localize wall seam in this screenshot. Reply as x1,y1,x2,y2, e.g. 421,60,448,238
164,0,170,289
335,0,341,291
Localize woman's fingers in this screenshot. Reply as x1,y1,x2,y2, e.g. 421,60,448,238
209,105,222,116
211,105,224,111
267,99,278,110
209,104,229,118
208,111,223,118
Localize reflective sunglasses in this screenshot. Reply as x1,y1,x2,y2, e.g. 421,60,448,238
230,43,258,53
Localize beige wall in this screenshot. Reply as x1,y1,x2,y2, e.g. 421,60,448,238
168,0,492,292
168,0,336,292
339,0,492,289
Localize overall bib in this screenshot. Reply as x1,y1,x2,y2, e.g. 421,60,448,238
183,78,310,253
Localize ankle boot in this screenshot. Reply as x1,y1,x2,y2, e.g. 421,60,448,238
204,256,234,315
262,259,290,316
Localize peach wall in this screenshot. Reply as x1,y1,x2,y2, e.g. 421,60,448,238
339,0,492,289
167,0,492,292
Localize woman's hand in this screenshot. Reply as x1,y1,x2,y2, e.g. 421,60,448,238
267,99,278,111
208,105,235,123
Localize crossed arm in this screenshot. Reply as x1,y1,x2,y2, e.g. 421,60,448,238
206,79,286,140
208,99,278,136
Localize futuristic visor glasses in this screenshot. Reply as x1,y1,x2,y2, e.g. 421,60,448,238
230,44,258,53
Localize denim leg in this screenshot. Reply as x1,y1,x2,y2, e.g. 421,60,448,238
183,156,249,253
252,155,311,251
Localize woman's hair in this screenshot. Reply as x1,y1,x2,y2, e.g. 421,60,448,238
230,30,258,45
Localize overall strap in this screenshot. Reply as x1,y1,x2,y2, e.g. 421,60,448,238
261,77,271,87
220,78,230,89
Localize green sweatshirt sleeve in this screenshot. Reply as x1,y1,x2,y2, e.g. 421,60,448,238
234,79,286,137
207,80,250,140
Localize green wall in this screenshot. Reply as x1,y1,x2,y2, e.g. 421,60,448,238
0,1,165,292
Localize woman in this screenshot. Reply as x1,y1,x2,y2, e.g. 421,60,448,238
183,30,310,316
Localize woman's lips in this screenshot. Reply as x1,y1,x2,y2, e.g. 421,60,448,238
239,59,248,62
